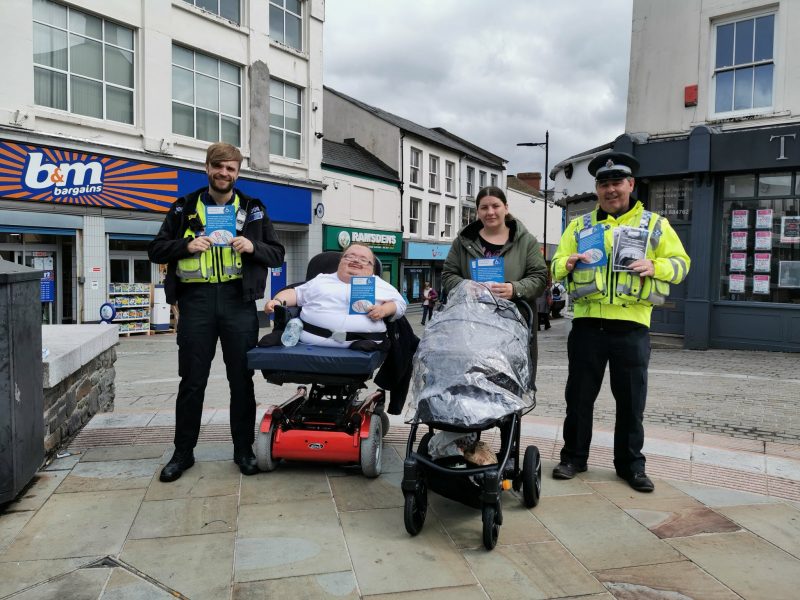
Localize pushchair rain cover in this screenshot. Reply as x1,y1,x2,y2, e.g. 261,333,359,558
406,280,535,429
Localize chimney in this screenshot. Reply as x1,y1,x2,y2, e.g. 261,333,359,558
516,172,541,192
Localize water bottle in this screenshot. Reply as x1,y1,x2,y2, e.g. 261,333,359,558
281,317,303,347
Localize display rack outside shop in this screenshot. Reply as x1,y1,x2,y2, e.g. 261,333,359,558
108,283,150,334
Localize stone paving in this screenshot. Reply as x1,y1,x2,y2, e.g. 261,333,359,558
1,314,800,599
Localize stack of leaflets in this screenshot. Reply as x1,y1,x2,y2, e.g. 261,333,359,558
611,226,650,272
469,257,505,283
349,276,376,314
205,205,237,245
576,224,607,269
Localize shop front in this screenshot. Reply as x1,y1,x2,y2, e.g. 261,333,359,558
322,225,401,289
0,138,313,325
614,124,800,351
402,240,451,303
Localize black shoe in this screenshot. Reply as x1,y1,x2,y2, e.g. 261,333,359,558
160,449,195,482
552,462,587,480
625,471,655,492
234,446,259,476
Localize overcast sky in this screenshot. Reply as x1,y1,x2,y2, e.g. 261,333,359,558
323,0,633,189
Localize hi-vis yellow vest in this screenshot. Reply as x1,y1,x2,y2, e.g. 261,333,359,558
176,195,243,283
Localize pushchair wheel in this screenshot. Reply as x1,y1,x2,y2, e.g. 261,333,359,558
255,421,278,472
360,414,383,478
522,446,542,508
482,503,500,550
403,481,428,535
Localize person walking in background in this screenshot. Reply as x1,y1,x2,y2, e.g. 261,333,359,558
148,142,285,482
550,151,690,493
420,281,437,325
550,280,566,318
535,276,552,331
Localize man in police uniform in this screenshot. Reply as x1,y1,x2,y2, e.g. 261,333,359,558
551,152,690,492
149,143,285,482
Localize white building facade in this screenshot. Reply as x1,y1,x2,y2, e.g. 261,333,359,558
0,0,326,326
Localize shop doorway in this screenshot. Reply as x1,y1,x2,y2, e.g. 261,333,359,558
0,243,59,324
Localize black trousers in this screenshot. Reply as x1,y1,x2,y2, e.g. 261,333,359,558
174,281,258,451
559,320,650,476
421,304,434,323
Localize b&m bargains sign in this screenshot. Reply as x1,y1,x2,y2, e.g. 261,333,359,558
0,140,178,212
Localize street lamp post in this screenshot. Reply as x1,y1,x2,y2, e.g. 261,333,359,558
517,130,550,261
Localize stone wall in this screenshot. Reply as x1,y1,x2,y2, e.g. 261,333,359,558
43,346,116,453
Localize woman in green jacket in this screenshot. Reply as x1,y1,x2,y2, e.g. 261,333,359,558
442,186,548,380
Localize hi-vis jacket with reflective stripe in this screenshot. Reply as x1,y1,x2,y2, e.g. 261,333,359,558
551,200,690,327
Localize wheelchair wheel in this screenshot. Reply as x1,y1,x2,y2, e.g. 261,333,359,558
522,446,542,508
378,409,390,438
403,480,428,535
360,414,382,478
482,502,500,550
255,421,278,472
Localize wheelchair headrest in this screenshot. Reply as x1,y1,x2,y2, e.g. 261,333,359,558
305,250,382,279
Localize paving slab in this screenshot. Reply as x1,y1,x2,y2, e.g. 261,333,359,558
120,532,235,600
6,471,68,511
667,479,780,507
101,567,177,600
0,556,94,598
0,510,34,553
233,571,359,599
668,530,800,600
8,565,110,600
429,493,552,548
330,473,404,512
0,489,144,561
532,493,682,571
129,495,237,539
364,585,489,600
340,507,476,596
240,466,332,506
594,561,741,599
234,497,350,582
463,540,605,599
717,503,800,559
144,460,241,501
80,444,168,462
42,451,82,471
55,459,161,493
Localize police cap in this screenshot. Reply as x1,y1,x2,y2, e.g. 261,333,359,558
588,151,639,181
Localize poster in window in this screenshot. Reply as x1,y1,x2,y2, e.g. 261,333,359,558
781,216,800,243
778,261,800,288
756,209,773,229
729,252,746,272
731,209,749,229
754,253,771,273
729,274,746,293
753,275,770,295
754,230,772,250
730,231,748,250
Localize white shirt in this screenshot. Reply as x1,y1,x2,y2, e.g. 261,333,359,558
295,273,407,348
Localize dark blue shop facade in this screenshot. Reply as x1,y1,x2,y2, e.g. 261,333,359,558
611,123,800,352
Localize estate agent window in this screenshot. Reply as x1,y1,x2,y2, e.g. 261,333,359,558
172,45,241,145
719,172,800,304
33,0,135,124
713,12,774,116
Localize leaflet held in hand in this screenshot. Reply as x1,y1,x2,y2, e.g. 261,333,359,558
576,224,607,269
205,205,237,246
349,276,376,314
469,257,505,282
612,226,650,272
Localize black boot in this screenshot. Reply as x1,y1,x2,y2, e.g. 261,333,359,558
234,446,259,476
160,449,195,482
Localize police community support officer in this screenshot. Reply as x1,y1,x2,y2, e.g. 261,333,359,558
551,152,690,492
149,143,285,482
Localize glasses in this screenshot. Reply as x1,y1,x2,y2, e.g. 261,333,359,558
341,254,374,267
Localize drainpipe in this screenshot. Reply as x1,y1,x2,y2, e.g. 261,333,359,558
399,132,405,296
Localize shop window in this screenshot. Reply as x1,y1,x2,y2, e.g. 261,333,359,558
719,172,800,304
33,0,135,124
647,179,693,222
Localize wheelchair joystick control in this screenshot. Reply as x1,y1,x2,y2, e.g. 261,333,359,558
281,318,303,347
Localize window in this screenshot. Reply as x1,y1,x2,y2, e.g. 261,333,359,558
466,166,475,197
172,45,241,144
428,202,439,237
270,0,302,51
269,79,302,159
461,205,476,228
444,206,454,237
718,171,800,304
410,148,422,186
33,0,135,124
409,198,421,234
491,173,498,187
182,0,240,24
445,161,455,195
713,13,774,115
479,170,487,188
429,155,439,191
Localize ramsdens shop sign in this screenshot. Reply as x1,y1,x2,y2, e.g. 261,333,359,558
323,225,402,253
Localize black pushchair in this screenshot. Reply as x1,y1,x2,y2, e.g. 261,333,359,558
401,280,542,549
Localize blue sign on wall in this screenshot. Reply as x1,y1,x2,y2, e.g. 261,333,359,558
0,140,311,225
405,241,451,261
40,270,55,303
